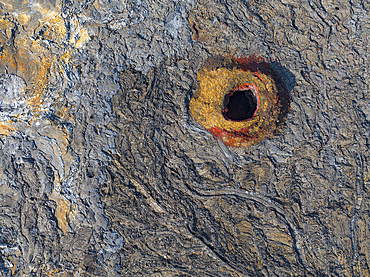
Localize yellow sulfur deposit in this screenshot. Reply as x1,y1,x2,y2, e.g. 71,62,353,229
0,0,90,128
189,55,287,147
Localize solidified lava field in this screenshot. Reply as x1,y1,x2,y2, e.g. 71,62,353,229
0,0,370,276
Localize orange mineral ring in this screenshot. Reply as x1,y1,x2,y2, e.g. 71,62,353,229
189,55,290,147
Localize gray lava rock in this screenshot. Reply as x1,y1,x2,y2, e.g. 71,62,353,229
0,0,370,276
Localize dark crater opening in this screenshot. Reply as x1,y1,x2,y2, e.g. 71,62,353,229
222,89,257,121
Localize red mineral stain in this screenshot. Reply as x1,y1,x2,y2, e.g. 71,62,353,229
189,55,290,147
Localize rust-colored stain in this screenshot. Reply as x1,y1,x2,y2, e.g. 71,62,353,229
0,7,64,110
188,18,208,43
0,1,89,240
188,1,219,46
51,196,72,234
0,1,90,131
0,122,15,135
189,55,290,147
8,256,18,275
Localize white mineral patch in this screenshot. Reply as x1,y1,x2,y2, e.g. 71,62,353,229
0,74,27,120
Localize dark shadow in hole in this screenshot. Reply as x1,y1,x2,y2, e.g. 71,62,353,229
235,59,295,128
222,89,257,121
269,61,296,127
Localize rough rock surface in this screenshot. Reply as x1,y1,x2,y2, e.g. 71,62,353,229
0,0,369,276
